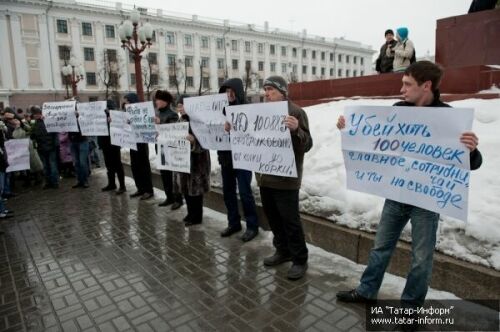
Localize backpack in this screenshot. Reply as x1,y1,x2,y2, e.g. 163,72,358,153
404,41,416,64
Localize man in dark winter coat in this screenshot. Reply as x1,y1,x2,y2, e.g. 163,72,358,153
219,78,260,242
99,100,126,194
154,90,183,209
375,29,398,73
258,76,313,280
30,106,60,189
336,61,483,306
124,93,154,200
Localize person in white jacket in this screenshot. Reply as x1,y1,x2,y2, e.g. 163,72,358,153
389,27,415,72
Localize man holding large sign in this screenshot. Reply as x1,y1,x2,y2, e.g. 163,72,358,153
253,76,313,281
336,61,483,306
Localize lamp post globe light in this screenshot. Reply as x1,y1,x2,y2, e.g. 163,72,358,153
61,56,85,98
118,9,154,102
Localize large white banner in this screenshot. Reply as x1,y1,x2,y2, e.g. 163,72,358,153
156,123,191,173
42,101,78,132
341,105,474,221
125,101,156,143
5,138,30,172
183,93,230,150
109,110,137,150
77,101,108,136
227,101,297,177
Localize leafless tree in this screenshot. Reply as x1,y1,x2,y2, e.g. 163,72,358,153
242,62,259,100
141,52,160,101
97,49,122,100
198,60,211,96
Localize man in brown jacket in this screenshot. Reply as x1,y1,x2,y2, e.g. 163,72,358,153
257,76,313,280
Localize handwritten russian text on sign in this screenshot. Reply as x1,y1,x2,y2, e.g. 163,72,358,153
125,101,156,143
77,101,108,136
227,101,297,177
156,123,191,173
42,101,78,132
341,105,474,221
5,139,30,172
183,93,230,150
109,111,137,150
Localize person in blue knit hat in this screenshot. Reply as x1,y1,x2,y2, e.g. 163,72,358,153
390,27,415,72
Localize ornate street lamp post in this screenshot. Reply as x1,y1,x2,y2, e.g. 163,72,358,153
62,57,85,98
118,10,153,102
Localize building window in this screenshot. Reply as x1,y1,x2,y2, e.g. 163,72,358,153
270,44,275,55
186,76,193,87
232,59,238,70
338,69,342,77
302,49,307,58
61,73,70,85
201,36,209,49
302,65,307,74
245,41,251,53
83,47,94,61
258,43,263,54
167,54,176,66
281,63,287,73
58,45,70,60
258,79,263,88
245,60,251,70
330,68,334,76
321,52,325,61
86,72,96,85
270,62,276,72
361,70,364,76
216,38,223,50
338,54,342,63
346,69,350,77
105,49,117,62
105,25,115,38
231,40,238,51
292,64,297,73
312,51,316,59
353,56,357,64
184,34,193,47
361,58,364,65
185,56,193,67
169,76,176,87
258,61,264,71
151,30,156,42
321,67,325,76
218,77,225,87
312,66,316,75
202,77,210,89
217,58,224,69
281,46,287,56
201,57,209,68
353,70,357,77
81,22,92,36
330,53,334,61
57,19,68,34
346,55,350,63
292,48,297,58
129,51,134,63
109,72,118,86
149,74,158,85
148,52,157,65
130,73,136,85
166,32,175,45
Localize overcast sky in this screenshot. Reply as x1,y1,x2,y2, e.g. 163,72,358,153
124,0,471,59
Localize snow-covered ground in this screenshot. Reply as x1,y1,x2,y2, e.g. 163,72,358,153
139,97,499,271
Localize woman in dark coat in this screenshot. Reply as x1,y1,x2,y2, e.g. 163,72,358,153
174,96,211,226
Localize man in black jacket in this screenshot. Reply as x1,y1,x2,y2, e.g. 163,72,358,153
336,61,483,306
375,29,398,74
154,90,183,209
219,78,260,242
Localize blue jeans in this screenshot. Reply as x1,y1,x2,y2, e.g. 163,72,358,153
3,172,11,195
39,150,59,186
71,141,90,185
221,166,259,231
356,199,439,306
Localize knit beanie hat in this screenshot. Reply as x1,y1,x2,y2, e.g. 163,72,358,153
396,27,409,40
263,76,288,96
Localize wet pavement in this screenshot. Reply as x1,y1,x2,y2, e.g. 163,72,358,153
0,170,366,331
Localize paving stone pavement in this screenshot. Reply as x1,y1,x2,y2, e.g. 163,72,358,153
0,171,366,331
